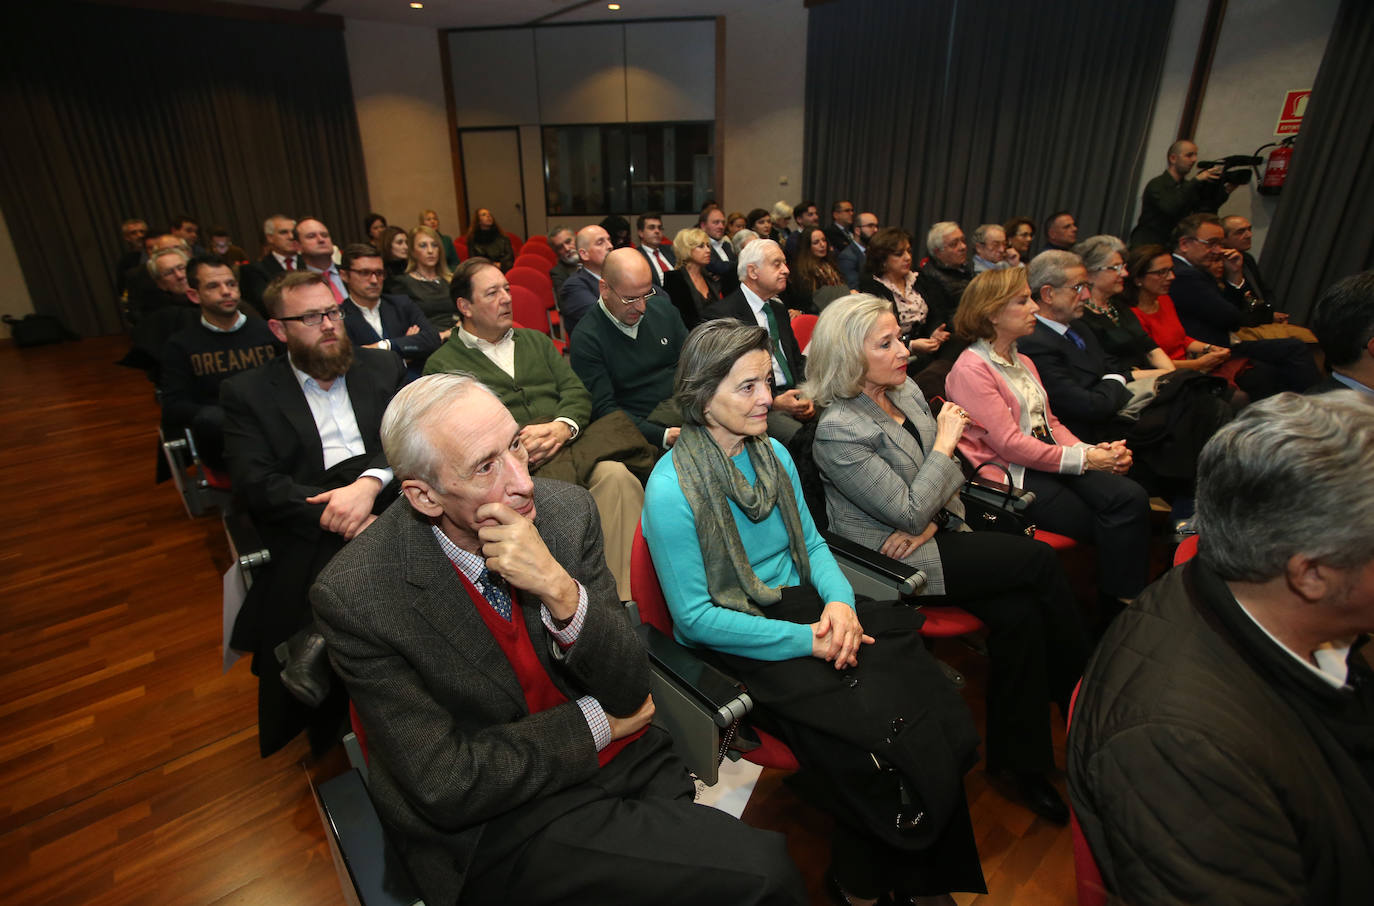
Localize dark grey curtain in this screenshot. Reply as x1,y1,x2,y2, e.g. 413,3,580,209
0,2,371,337
803,0,1172,246
1259,0,1374,321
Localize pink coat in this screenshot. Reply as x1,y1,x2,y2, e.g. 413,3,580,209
945,346,1085,481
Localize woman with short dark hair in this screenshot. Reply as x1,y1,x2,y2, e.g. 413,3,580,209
643,318,988,905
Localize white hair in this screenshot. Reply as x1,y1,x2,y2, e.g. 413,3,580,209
381,373,500,492
926,221,961,256
731,229,759,256
737,238,781,281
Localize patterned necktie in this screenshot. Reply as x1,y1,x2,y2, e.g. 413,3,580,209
477,567,512,620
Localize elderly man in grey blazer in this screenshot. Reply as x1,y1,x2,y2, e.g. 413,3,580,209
807,294,1090,827
311,373,803,906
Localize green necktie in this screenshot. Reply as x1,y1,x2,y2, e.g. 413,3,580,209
762,300,794,388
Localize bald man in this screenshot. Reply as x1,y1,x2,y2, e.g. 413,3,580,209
558,225,614,338
571,249,689,450
1130,139,1233,248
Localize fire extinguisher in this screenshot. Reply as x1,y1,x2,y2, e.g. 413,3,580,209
1255,136,1295,196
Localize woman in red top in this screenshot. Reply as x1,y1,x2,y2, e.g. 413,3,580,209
1122,245,1231,373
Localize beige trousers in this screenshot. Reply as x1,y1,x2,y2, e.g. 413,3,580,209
586,461,643,601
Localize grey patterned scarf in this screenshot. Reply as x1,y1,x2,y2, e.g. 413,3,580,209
672,425,811,616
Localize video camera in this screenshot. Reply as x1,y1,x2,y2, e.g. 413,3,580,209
1198,154,1264,186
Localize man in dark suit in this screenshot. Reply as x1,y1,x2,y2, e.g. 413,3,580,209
703,239,814,442
1018,251,1132,441
1308,271,1374,396
338,242,439,382
221,270,405,756
698,205,739,292
240,214,302,317
558,224,613,339
1221,215,1277,310
1041,212,1078,253
310,373,804,906
1021,250,1230,513
1171,213,1318,396
836,211,878,289
784,199,821,261
635,212,676,288
824,199,855,254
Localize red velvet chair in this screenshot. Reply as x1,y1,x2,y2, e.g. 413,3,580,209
513,253,552,273
790,313,818,353
630,523,801,772
504,230,523,250
454,236,469,262
1067,679,1107,906
1174,533,1199,565
511,285,566,355
520,239,557,264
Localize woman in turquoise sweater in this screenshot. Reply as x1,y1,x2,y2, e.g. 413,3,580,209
642,319,985,906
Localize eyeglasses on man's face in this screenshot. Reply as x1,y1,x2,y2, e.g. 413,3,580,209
277,307,344,327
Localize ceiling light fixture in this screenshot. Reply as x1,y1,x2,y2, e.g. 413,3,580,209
410,2,423,8
607,3,621,9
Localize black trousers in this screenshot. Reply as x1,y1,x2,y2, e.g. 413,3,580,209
460,727,805,905
925,530,1090,773
705,593,987,899
1022,470,1151,598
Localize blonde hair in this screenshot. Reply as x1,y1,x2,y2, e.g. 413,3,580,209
953,267,1029,341
802,295,895,406
407,225,453,280
672,227,710,269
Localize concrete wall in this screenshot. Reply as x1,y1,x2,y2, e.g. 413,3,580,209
721,0,808,218
1133,0,1339,256
344,18,460,241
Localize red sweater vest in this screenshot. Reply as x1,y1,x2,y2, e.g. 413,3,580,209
452,565,639,766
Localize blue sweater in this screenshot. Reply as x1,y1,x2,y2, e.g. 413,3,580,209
642,438,855,660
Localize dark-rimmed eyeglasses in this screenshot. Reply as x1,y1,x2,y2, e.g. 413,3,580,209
277,307,344,327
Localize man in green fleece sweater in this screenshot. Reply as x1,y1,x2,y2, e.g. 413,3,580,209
570,248,687,451
424,257,653,599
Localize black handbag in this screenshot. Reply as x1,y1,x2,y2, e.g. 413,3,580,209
958,462,1037,536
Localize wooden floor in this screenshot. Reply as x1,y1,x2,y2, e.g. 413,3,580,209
0,335,1082,905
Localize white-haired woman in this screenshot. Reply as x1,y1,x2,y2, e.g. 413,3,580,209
808,294,1089,827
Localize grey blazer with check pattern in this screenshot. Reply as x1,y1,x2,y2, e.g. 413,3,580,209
813,379,967,595
310,477,647,903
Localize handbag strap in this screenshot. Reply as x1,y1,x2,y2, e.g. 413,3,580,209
967,460,1018,507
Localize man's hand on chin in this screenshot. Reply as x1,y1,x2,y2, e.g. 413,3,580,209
475,501,580,620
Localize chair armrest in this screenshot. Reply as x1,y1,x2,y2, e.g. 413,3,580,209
314,769,423,906
222,509,271,587
633,622,754,785
823,530,927,597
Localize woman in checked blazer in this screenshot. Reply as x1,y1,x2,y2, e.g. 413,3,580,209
808,294,1090,826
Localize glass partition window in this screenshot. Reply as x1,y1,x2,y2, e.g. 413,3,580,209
544,122,713,216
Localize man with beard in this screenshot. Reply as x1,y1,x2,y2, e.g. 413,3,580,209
548,226,581,299
221,271,405,756
1130,140,1234,248
837,211,879,289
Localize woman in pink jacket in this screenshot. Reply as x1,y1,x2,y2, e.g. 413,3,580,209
945,269,1152,612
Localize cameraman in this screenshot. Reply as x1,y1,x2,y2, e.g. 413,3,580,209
1130,140,1236,247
